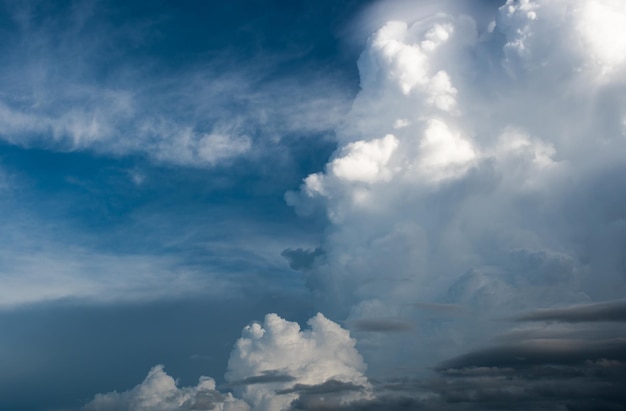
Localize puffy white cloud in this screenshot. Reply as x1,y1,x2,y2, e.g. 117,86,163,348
226,313,371,411
285,0,626,376
84,314,370,411
414,119,476,182
330,134,399,184
84,365,250,411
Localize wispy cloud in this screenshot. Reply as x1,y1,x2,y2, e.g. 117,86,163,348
0,0,352,167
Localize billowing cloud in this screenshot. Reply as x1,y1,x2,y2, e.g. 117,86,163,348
285,0,626,375
85,313,371,411
84,365,250,411
226,313,372,411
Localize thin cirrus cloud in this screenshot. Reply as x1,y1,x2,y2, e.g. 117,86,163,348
0,0,352,167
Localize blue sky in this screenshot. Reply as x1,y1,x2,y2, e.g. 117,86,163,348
2,1,626,410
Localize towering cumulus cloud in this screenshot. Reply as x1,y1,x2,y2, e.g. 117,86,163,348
286,0,626,374
85,314,370,411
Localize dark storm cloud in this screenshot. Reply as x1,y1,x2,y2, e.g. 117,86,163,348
416,323,626,411
284,360,626,411
438,337,626,369
284,380,371,411
517,300,626,323
431,361,626,411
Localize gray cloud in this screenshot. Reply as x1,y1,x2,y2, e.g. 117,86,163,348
278,379,365,395
281,248,325,271
439,337,626,370
349,318,414,332
411,302,467,316
517,300,626,323
284,380,371,411
226,371,296,387
283,358,626,411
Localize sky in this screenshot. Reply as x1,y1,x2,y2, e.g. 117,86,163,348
1,0,626,410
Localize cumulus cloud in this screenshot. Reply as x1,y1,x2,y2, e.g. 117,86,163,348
84,365,250,411
85,313,371,411
285,0,626,375
226,313,372,411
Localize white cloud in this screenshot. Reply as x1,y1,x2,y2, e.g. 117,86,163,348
0,3,351,167
84,365,250,411
413,119,476,182
330,134,398,183
286,0,626,376
226,313,371,411
85,313,371,411
578,0,626,72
